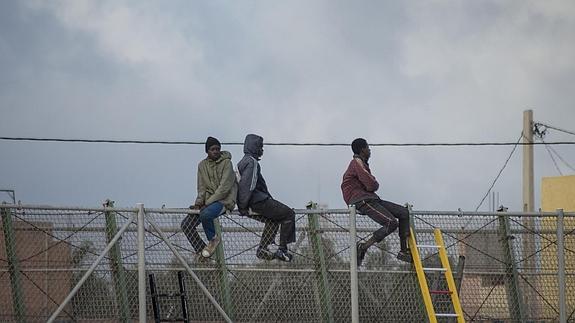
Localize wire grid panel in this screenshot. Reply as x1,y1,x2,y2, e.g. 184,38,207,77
0,205,139,322
566,215,575,322
145,208,354,322
354,211,427,322
412,211,575,322
2,204,573,322
539,214,575,322
144,208,233,322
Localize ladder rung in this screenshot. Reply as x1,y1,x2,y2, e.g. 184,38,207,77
430,290,452,295
423,267,447,272
418,244,440,249
436,313,459,317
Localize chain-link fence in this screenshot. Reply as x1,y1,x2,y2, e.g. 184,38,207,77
1,203,573,322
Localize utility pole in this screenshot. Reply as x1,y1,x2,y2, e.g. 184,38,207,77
522,109,538,318
523,109,534,212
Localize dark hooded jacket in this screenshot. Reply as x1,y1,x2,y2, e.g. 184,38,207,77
237,134,271,209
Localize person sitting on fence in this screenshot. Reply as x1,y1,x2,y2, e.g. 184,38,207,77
237,134,296,262
341,138,412,266
181,136,237,259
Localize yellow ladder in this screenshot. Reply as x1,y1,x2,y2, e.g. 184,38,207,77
409,227,465,323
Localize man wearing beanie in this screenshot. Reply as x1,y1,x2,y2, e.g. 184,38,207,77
181,136,237,259
237,134,296,262
341,138,412,266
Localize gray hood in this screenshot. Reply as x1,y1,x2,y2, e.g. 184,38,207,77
243,134,263,158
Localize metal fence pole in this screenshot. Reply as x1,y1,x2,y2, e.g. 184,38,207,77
308,210,334,323
557,208,566,323
214,217,234,320
137,203,147,323
349,205,359,323
498,211,525,321
104,201,130,323
1,205,27,323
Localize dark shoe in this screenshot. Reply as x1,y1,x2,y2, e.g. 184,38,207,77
356,242,368,266
256,246,276,261
274,248,293,262
396,250,413,263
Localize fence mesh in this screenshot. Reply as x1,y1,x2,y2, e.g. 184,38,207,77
0,204,574,322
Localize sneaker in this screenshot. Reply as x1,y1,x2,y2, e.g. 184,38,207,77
201,236,221,258
396,250,413,263
194,253,209,263
256,246,276,261
194,242,207,255
274,248,293,262
356,242,368,267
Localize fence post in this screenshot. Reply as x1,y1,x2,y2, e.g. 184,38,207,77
349,205,359,323
1,204,27,323
104,200,130,322
556,209,566,323
497,209,525,322
214,217,234,320
306,204,334,323
137,203,147,323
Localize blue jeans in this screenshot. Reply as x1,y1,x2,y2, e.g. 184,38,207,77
181,202,225,252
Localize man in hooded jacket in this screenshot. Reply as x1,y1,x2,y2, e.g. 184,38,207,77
181,136,237,259
237,134,295,262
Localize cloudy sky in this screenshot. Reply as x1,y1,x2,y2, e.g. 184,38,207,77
1,0,574,211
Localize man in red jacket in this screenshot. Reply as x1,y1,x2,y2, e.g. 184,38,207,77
341,138,412,266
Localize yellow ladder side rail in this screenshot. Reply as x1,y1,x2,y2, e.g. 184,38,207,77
409,227,438,323
434,228,465,323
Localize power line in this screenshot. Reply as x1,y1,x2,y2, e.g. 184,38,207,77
548,145,575,173
534,122,575,174
1,136,575,147
542,140,563,176
474,132,523,212
534,122,575,137
545,141,575,173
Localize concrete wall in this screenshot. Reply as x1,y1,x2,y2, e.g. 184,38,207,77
540,175,575,319
0,220,72,321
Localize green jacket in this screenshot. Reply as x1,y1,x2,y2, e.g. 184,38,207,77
195,151,237,211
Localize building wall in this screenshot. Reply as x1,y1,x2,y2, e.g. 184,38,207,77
0,220,72,321
541,175,575,211
540,175,575,318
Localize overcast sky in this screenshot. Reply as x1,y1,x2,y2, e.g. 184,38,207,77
1,0,574,211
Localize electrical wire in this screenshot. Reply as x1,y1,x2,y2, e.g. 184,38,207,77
473,133,523,212
547,144,575,173
542,140,563,175
534,122,575,137
1,136,575,147
534,122,575,174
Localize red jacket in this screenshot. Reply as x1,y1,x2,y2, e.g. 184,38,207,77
341,156,380,205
